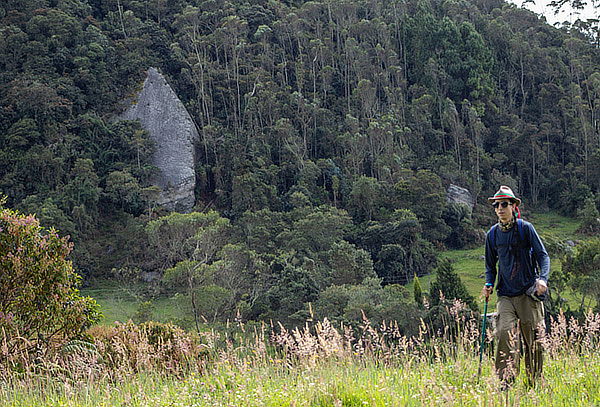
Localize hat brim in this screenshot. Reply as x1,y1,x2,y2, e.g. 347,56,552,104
488,196,521,206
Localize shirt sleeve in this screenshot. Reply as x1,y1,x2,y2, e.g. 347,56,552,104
528,223,550,283
485,229,498,286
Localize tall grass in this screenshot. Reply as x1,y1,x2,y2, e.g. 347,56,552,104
2,303,599,406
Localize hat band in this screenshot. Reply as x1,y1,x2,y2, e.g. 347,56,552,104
493,193,515,199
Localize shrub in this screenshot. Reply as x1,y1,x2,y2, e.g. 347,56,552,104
563,238,600,312
0,205,100,366
314,279,424,335
577,196,600,235
89,321,207,377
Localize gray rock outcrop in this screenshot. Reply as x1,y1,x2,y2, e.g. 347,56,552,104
446,184,474,209
120,68,197,212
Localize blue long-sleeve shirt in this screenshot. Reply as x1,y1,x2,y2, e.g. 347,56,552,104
485,220,550,297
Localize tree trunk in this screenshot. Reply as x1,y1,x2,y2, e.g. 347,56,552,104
189,274,201,334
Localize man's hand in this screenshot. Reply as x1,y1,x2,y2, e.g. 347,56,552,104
535,279,548,296
482,284,493,300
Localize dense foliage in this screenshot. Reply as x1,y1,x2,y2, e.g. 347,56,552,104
1,0,599,324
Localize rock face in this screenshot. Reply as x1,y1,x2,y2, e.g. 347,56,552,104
446,184,474,209
121,68,196,212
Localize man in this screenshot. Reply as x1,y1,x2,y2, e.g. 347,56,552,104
482,186,550,388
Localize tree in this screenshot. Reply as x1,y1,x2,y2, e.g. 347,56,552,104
231,171,278,216
314,278,424,335
103,170,144,214
356,210,437,285
147,211,230,332
413,273,423,306
393,170,450,242
210,243,269,320
0,203,100,362
18,195,77,239
443,202,479,249
262,259,320,325
549,0,599,45
2,0,600,328
325,240,375,286
428,259,477,311
61,158,101,232
237,209,287,254
4,118,41,150
276,205,353,255
349,176,381,221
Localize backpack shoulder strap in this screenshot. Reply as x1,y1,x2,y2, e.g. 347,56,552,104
516,219,530,246
490,224,498,249
518,219,539,273
517,219,525,241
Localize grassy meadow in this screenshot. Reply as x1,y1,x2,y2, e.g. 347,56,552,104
4,356,600,406
2,310,600,406
81,279,184,326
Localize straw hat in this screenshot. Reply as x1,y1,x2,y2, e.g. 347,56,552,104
488,186,521,206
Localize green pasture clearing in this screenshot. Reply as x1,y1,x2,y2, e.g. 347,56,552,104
81,280,186,325
527,211,581,239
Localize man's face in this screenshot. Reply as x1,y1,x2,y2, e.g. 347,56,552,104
493,199,514,223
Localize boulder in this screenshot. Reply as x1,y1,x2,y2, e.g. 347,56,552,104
446,184,474,209
120,68,197,212
141,271,161,283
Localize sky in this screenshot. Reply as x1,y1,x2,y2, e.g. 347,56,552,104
516,0,598,26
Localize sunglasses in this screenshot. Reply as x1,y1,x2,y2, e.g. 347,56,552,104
492,201,512,209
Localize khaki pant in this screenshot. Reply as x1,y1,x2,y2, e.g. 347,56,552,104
495,294,545,384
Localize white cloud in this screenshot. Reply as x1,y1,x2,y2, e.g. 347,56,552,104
516,0,598,26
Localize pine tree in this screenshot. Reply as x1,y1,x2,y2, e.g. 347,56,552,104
413,273,423,306
429,259,476,310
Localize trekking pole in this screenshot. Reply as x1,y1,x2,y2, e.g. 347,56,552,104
477,296,489,382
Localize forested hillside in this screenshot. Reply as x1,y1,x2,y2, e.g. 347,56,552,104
1,0,599,325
